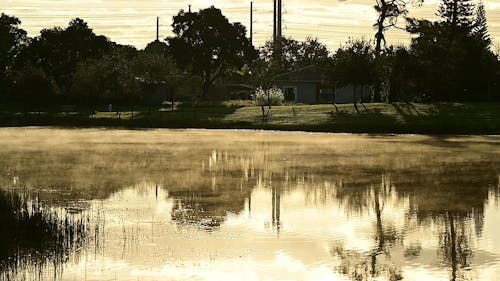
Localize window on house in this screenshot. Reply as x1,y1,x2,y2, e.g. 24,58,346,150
283,87,296,102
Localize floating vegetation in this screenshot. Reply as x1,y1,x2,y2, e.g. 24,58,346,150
0,189,89,280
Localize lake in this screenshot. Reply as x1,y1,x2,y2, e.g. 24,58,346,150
0,128,499,281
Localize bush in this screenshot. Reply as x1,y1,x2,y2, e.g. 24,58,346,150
255,87,284,106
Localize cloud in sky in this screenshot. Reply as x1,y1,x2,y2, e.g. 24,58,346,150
2,0,500,50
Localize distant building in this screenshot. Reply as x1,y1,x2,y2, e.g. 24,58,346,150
272,65,372,104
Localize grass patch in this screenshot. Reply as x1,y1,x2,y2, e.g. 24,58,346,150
1,102,500,134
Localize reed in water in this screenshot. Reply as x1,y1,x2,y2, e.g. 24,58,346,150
0,189,89,279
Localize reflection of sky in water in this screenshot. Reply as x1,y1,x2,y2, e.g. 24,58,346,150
0,128,499,280
44,180,499,281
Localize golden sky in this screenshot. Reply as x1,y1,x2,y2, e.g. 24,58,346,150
2,0,500,51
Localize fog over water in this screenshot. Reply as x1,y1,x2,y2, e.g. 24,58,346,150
0,128,499,280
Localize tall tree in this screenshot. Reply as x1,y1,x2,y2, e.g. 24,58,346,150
0,13,28,97
437,0,475,28
371,0,423,102
71,46,139,106
331,39,375,111
17,18,111,96
166,6,257,100
0,13,27,72
14,67,58,109
252,37,329,86
472,1,490,50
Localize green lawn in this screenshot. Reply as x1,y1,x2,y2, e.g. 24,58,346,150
1,102,500,134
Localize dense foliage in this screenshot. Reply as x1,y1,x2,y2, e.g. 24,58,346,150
166,6,257,100
0,2,499,109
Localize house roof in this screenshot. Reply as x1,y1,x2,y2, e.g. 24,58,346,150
273,65,325,83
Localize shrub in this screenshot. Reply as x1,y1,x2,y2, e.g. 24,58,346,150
255,87,284,106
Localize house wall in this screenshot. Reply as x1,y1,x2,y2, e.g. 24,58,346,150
320,85,373,104
297,83,318,104
277,82,318,104
275,83,373,104
336,85,373,104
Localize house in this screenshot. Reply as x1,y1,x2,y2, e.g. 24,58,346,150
272,65,372,104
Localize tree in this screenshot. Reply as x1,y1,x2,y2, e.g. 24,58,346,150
70,46,139,106
132,50,183,111
14,67,58,110
373,0,420,55
437,0,475,28
406,16,497,101
371,0,423,102
331,39,375,111
472,1,491,50
252,37,329,87
406,0,497,102
17,18,111,97
166,6,257,100
0,13,28,98
144,40,169,57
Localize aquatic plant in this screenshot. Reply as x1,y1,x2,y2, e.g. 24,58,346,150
0,189,89,280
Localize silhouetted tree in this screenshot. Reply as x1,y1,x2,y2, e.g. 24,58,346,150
144,40,169,57
407,1,497,101
386,46,419,102
70,46,139,106
17,18,111,98
166,6,256,100
438,0,475,28
0,13,28,99
371,0,423,102
472,1,491,50
331,39,375,111
14,67,58,111
132,50,182,110
252,37,329,87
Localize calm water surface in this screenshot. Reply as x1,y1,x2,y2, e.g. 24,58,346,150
0,128,499,281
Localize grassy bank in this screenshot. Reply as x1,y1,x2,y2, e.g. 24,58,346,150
1,102,500,134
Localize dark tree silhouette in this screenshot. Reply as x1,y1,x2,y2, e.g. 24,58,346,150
17,18,111,97
70,46,140,106
331,39,375,112
371,0,423,102
0,13,28,98
252,37,329,86
0,13,27,72
386,46,419,102
166,6,256,100
144,40,169,57
407,0,497,101
14,67,58,111
438,0,475,28
472,1,491,50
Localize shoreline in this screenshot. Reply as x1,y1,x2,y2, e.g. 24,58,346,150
1,125,500,137
1,103,499,136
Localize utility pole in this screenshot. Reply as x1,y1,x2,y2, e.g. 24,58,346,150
277,0,282,39
189,4,192,13
273,0,282,42
273,0,283,62
156,17,159,41
273,0,277,42
250,1,253,46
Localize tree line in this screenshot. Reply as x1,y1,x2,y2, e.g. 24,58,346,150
1,0,499,110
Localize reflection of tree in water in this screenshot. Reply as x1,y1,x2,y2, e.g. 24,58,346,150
169,149,266,229
169,147,292,231
330,164,497,281
397,163,496,281
331,174,404,281
0,189,89,280
439,213,474,281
